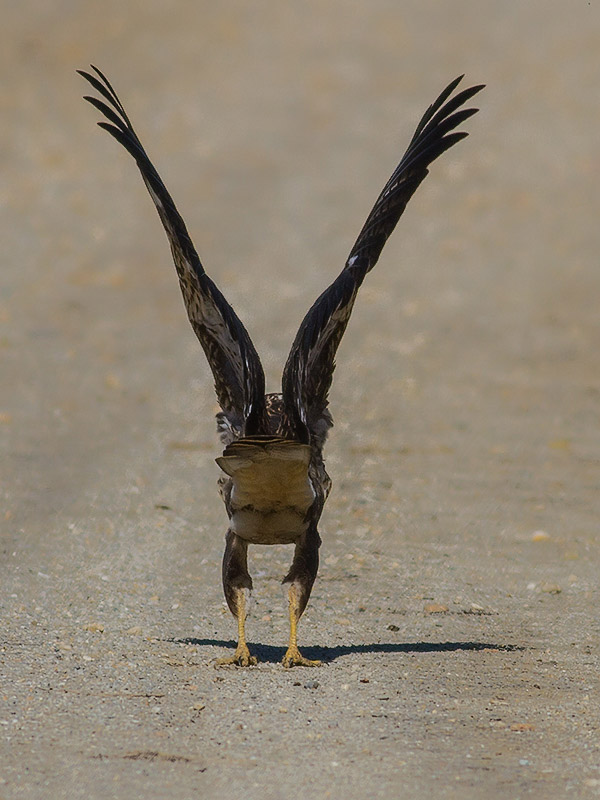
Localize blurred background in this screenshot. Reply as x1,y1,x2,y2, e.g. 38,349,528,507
1,2,599,794
2,0,598,560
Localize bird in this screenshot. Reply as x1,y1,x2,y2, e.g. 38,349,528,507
79,66,483,667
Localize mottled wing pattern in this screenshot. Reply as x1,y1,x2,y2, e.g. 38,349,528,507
282,76,484,435
79,66,265,430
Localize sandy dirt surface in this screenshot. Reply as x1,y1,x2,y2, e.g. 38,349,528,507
2,2,599,798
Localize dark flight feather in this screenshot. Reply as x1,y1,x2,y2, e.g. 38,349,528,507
81,69,482,446
282,76,483,437
79,66,266,433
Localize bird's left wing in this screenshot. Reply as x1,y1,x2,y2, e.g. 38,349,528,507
282,76,484,439
79,66,265,432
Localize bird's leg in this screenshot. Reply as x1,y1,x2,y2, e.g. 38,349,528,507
215,530,257,667
282,526,321,668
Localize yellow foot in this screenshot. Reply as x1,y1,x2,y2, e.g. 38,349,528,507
282,646,321,669
214,644,257,668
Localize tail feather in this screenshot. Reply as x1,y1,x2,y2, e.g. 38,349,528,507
216,436,311,477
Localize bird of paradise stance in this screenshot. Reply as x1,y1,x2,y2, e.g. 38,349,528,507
79,67,483,667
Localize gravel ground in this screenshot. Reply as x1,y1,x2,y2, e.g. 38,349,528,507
2,2,599,798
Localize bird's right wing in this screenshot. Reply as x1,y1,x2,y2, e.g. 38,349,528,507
282,76,484,438
79,66,265,432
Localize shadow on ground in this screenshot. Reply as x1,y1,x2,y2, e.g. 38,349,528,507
168,638,523,664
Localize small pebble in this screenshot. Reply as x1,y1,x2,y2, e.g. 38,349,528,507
424,603,448,614
540,582,562,594
531,530,550,542
548,438,570,450
387,624,400,631
104,373,121,390
304,680,319,690
519,759,530,766
84,623,104,633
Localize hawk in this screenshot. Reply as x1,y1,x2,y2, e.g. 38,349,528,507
80,67,483,667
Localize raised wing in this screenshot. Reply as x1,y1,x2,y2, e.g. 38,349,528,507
79,66,265,433
282,75,484,438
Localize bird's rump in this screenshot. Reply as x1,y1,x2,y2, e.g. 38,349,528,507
217,437,315,544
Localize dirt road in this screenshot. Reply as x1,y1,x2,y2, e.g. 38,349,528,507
2,2,599,797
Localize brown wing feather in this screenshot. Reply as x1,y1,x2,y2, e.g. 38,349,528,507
282,75,484,438
79,66,265,431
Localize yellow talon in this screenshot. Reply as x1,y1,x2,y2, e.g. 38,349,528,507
282,645,320,668
215,643,257,668
282,584,320,668
215,588,257,666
